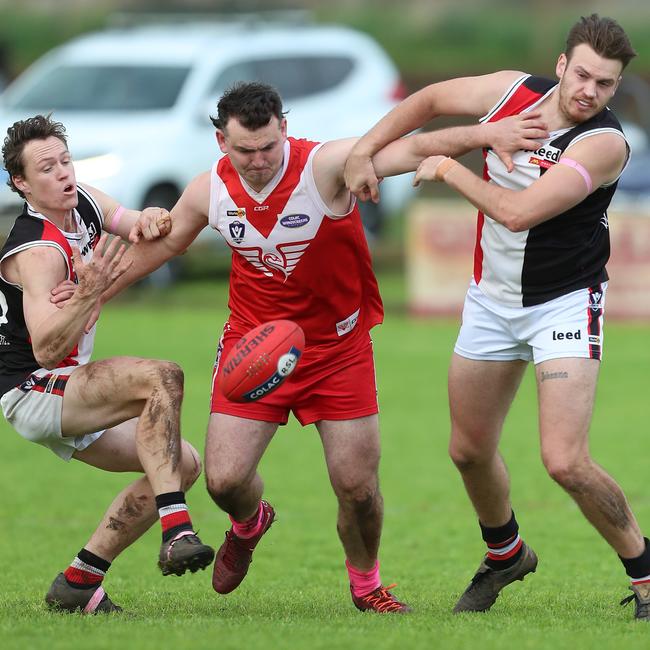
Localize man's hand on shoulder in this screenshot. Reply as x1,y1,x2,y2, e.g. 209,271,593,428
487,112,549,172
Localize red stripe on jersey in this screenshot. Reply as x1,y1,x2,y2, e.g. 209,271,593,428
217,138,316,238
489,84,544,123
41,220,74,278
473,147,491,285
473,211,485,285
474,80,546,286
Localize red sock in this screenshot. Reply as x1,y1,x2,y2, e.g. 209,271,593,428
230,502,264,539
346,559,381,598
64,549,110,588
158,503,193,542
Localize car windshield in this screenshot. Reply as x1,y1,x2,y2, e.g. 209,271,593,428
5,64,190,111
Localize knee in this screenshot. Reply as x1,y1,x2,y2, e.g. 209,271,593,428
542,452,590,492
180,442,202,490
205,470,246,503
135,359,184,398
449,438,488,472
155,361,184,396
332,473,380,513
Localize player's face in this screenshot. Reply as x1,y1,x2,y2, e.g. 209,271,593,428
217,116,287,192
12,136,78,217
556,43,622,125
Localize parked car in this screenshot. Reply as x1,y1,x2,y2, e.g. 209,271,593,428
0,19,414,253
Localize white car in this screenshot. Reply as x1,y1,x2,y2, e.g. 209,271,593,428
0,21,414,240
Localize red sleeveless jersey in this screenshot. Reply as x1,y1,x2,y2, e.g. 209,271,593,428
208,137,383,346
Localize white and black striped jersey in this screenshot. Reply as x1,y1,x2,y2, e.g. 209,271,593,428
475,74,629,307
0,187,102,396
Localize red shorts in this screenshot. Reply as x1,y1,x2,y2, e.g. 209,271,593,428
210,324,378,426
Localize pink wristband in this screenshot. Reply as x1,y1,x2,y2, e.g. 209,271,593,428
434,157,459,182
558,158,593,194
108,205,125,232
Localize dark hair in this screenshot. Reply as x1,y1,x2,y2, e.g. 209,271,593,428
2,114,68,198
210,82,286,132
565,14,636,69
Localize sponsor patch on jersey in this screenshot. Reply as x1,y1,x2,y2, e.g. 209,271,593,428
227,208,246,219
280,213,310,228
589,335,601,345
229,220,246,244
529,144,562,169
336,307,360,337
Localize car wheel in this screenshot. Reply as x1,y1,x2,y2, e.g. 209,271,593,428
140,184,181,287
358,200,384,240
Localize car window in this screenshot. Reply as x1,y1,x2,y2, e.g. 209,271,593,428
210,56,354,100
6,64,190,111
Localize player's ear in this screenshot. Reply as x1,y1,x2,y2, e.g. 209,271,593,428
12,175,28,194
556,52,568,79
216,129,228,154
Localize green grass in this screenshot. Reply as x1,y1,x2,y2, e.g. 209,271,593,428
1,274,649,649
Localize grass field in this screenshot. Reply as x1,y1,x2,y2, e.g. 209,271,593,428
1,274,649,649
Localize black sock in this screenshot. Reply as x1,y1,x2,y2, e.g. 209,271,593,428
480,511,524,570
620,537,650,580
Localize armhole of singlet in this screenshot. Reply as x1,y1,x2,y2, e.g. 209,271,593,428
479,74,530,123
303,143,356,220
0,241,71,289
564,128,630,187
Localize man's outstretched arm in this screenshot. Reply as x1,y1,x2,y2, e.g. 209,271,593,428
413,132,627,231
344,70,525,202
313,112,547,212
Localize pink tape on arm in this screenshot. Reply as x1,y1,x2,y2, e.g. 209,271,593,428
558,158,593,194
108,205,125,232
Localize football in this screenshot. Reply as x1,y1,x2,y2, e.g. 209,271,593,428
219,320,305,402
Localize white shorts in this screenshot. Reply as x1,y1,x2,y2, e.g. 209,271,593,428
0,366,104,461
454,280,606,364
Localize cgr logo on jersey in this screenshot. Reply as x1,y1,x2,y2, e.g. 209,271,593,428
227,208,246,219
229,220,246,244
280,213,310,228
529,145,562,169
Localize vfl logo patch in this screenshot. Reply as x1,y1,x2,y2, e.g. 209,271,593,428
529,144,562,169
280,213,310,228
229,220,246,244
227,208,246,219
589,291,603,312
